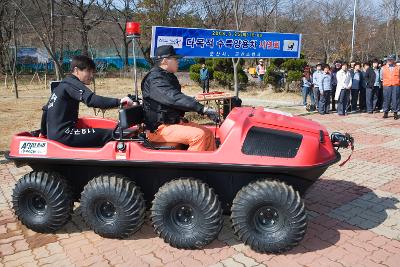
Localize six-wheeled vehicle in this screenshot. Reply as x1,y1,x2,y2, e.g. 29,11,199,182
6,105,353,253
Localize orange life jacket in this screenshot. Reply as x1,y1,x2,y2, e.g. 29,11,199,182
382,65,400,86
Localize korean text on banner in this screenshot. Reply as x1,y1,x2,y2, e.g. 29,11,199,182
151,26,301,59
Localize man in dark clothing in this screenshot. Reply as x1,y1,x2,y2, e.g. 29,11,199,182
349,62,363,112
44,55,133,147
200,64,210,93
142,45,219,151
363,62,377,113
331,61,342,111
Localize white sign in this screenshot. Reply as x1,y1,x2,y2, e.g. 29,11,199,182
19,141,47,155
283,40,299,52
157,36,183,48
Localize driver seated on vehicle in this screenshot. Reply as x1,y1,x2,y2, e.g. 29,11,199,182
43,55,133,147
141,45,219,151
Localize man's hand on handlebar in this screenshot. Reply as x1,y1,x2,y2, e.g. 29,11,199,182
120,96,134,107
203,107,220,123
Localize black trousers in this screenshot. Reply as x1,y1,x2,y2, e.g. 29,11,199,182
337,90,350,115
318,90,331,114
331,87,336,110
359,87,366,111
313,87,320,108
201,79,209,93
57,128,114,147
376,86,383,110
366,87,378,112
350,89,359,111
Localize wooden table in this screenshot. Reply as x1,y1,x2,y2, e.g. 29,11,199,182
195,91,235,120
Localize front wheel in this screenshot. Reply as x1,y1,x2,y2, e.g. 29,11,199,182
12,171,74,233
231,179,307,253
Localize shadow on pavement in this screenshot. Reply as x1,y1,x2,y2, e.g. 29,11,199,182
288,178,399,254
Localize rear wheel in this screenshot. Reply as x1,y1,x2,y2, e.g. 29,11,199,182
12,171,74,233
151,179,223,249
231,179,307,253
80,174,146,238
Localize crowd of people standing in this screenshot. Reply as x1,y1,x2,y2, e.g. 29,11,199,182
302,56,400,120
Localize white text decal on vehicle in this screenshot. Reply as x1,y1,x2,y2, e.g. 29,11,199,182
19,141,47,155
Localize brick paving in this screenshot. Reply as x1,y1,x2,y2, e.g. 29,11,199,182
1,111,400,266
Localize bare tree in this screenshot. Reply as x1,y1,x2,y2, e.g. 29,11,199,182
10,0,64,80
107,0,137,69
62,0,112,56
134,0,200,64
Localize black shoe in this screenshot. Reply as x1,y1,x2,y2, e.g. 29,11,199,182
368,111,373,114
395,113,399,120
383,112,389,118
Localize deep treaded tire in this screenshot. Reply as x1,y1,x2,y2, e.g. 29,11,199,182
231,180,307,253
151,179,223,249
80,174,145,238
12,171,73,233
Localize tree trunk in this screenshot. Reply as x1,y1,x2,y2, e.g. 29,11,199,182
12,22,18,99
124,36,129,69
81,22,89,56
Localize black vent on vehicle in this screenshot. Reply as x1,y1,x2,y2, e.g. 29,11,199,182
241,127,303,158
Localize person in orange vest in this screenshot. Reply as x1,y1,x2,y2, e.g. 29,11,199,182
381,55,400,120
256,59,266,83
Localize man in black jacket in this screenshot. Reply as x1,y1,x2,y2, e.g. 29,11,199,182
44,55,133,147
362,62,376,114
142,45,219,151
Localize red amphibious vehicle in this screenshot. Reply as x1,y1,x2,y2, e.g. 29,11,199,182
7,105,353,253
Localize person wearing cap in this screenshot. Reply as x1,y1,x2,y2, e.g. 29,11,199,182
256,59,266,83
312,62,323,109
335,62,352,116
42,55,134,147
141,45,219,151
381,55,400,119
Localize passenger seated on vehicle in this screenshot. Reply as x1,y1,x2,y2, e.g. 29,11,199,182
43,55,133,147
141,45,219,151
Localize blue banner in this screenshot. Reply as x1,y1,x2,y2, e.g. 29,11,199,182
151,26,301,59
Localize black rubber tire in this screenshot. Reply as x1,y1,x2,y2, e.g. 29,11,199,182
150,179,223,249
231,179,307,253
12,171,73,233
80,174,146,238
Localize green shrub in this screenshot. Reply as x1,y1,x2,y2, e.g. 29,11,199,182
190,72,200,83
189,63,202,74
287,70,303,83
105,63,119,72
281,59,307,72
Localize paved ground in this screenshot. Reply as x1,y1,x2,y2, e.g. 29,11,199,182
1,111,400,267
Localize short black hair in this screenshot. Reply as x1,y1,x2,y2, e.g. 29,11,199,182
71,55,96,72
354,62,361,67
323,64,330,69
363,61,371,66
372,58,379,63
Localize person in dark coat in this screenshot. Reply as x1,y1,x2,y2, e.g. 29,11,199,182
43,55,133,147
141,45,219,151
362,62,377,113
